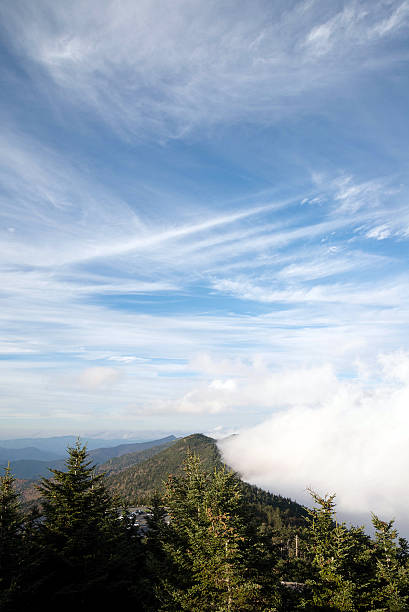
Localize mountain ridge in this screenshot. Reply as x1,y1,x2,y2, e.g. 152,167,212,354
12,433,307,529
0,435,156,455
0,446,62,462
106,433,306,527
88,435,176,464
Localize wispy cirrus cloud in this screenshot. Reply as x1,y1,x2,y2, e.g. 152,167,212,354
1,1,408,139
212,276,409,307
1,0,409,437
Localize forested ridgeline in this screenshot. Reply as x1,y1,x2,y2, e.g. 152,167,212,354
1,441,409,611
106,434,304,527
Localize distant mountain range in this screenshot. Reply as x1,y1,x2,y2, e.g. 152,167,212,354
0,446,62,463
0,435,152,455
0,435,177,480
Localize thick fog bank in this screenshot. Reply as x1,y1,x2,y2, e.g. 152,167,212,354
218,352,409,535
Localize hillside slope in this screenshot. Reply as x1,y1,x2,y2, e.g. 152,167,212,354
16,434,215,508
97,440,177,475
107,433,219,502
107,433,306,527
89,435,176,464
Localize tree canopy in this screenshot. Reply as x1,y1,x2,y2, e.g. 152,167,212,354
2,440,409,611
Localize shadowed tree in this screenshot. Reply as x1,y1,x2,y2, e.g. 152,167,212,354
0,465,25,609
21,440,143,608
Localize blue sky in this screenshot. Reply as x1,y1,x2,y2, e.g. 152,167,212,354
1,0,409,438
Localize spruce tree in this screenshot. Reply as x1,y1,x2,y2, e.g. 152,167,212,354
369,515,409,611
302,490,360,610
27,440,142,608
152,451,280,611
0,465,25,608
144,492,171,610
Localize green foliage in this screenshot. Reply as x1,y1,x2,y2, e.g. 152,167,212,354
3,434,409,611
294,491,409,612
37,440,119,553
242,483,307,527
97,441,176,475
149,451,280,611
23,440,144,607
107,433,306,535
107,433,222,503
300,490,374,611
0,465,25,607
144,493,174,611
0,464,23,565
369,515,409,611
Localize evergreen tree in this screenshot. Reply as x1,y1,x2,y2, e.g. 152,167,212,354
301,490,362,611
369,515,409,611
0,465,25,609
144,492,171,610
146,491,169,558
152,451,280,611
24,440,143,608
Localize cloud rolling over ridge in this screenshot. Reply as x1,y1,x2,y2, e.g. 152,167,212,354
219,352,409,531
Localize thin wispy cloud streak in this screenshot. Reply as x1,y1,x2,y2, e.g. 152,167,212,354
1,1,409,138
0,0,408,453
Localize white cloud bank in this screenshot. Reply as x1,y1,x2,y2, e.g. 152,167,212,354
218,352,409,531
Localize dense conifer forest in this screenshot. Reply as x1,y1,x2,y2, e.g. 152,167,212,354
1,438,409,611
